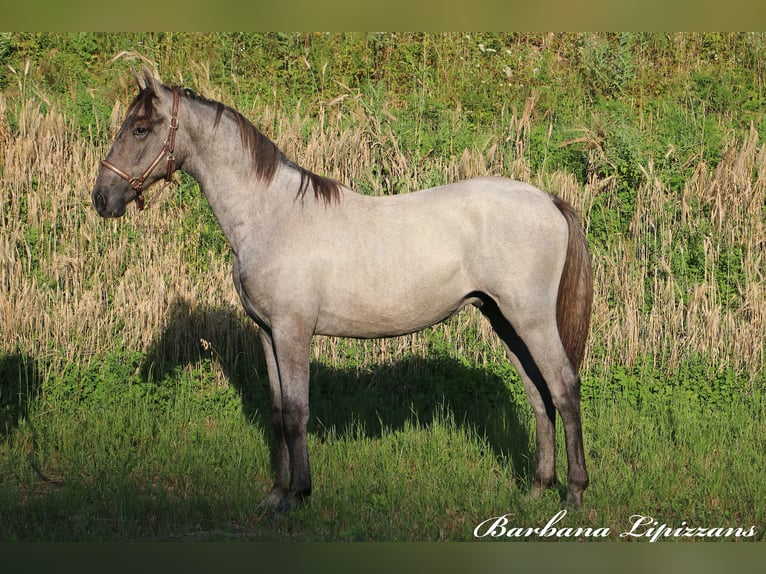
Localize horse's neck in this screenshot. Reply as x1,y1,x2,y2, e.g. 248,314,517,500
180,103,302,253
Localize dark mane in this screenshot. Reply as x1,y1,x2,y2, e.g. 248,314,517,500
179,87,342,205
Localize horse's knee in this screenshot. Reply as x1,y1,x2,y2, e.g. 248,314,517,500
272,401,310,434
548,367,582,414
270,407,285,435
282,403,309,435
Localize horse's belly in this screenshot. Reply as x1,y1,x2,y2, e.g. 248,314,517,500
314,264,472,338
314,298,468,338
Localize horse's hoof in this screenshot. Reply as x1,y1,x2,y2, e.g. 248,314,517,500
565,487,584,509
257,489,285,514
528,477,556,501
275,494,301,514
257,489,306,516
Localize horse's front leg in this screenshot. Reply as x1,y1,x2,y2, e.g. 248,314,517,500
258,322,312,514
257,328,291,512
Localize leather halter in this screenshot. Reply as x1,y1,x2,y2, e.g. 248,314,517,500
101,88,180,210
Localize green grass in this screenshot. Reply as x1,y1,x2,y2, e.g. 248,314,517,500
2,344,764,541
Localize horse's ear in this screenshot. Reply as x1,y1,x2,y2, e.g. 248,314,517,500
140,65,162,95
133,68,147,91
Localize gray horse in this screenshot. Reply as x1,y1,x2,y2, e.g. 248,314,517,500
93,68,593,512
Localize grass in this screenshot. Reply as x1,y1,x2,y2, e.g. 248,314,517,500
2,357,764,540
1,33,765,540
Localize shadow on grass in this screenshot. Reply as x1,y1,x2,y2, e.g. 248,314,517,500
140,297,533,485
0,353,43,437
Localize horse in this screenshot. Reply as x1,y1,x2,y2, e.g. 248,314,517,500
93,67,593,512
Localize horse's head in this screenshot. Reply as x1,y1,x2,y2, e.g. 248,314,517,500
92,67,179,217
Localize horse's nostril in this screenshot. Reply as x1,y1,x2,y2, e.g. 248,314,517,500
93,189,107,212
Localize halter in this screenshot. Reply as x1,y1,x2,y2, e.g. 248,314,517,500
101,88,180,211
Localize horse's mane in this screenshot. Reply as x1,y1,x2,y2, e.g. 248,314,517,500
134,87,342,205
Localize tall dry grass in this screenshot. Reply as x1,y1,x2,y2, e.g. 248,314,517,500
0,93,253,384
1,87,763,390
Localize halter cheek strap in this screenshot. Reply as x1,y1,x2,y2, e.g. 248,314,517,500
101,88,180,211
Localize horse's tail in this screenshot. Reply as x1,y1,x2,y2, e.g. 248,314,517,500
553,196,593,371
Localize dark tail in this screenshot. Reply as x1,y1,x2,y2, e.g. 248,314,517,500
553,196,593,371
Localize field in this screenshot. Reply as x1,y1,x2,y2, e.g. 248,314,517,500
1,33,765,541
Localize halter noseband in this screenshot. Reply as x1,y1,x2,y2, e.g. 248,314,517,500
101,88,180,211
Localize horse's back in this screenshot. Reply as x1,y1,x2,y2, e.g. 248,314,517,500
302,177,570,337
346,176,565,234
356,176,569,263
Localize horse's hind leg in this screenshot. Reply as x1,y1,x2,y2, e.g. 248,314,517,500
483,300,588,506
480,302,557,498
508,353,558,499
516,321,588,507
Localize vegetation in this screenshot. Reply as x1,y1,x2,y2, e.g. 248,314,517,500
1,33,764,540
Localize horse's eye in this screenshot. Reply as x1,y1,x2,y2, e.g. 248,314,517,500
133,126,149,137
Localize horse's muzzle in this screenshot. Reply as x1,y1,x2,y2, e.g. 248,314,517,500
92,188,127,218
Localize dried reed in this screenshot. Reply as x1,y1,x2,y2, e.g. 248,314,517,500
1,88,763,389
